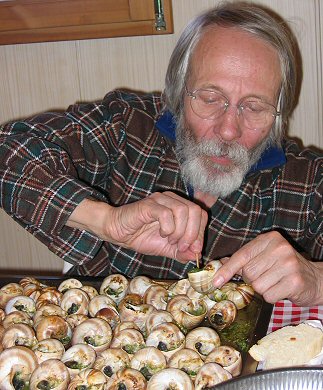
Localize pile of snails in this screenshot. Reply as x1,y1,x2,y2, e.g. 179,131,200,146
0,260,255,389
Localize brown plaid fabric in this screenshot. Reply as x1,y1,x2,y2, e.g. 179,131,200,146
0,90,322,279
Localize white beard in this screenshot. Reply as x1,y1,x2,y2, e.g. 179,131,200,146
175,117,270,198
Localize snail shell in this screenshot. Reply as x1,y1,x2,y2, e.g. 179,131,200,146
143,285,169,310
205,345,242,377
36,289,63,309
58,278,83,293
19,277,47,289
5,295,36,317
147,368,194,390
0,283,24,309
88,294,116,317
119,294,155,333
60,288,90,315
2,323,37,349
167,348,204,382
110,328,145,356
2,310,33,329
130,346,167,380
33,304,67,328
194,362,232,389
0,346,38,389
168,279,191,297
29,358,70,390
68,368,107,390
207,299,237,331
166,295,207,331
128,275,155,296
105,368,147,390
145,322,185,360
188,260,222,294
32,338,65,363
81,285,99,300
72,318,112,352
66,313,89,329
95,305,120,330
220,282,254,309
36,315,72,347
187,286,216,311
185,327,221,360
145,310,174,334
94,348,130,379
61,343,96,378
100,274,129,305
113,321,141,335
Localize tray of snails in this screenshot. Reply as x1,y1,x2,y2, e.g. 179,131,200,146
0,260,272,389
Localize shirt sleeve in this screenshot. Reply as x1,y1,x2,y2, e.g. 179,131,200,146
0,101,114,266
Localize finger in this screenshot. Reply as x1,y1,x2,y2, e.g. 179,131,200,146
213,232,282,288
152,192,206,252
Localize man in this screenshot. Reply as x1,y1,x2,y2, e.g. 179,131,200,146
0,2,322,306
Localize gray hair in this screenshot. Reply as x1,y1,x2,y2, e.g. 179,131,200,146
164,1,300,145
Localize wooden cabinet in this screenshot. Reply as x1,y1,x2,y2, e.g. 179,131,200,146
0,0,173,45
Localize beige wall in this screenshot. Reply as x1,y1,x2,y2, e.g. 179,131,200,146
0,0,322,274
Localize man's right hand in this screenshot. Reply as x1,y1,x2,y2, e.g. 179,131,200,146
67,192,208,263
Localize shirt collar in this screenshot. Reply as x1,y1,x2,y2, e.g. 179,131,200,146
156,111,286,173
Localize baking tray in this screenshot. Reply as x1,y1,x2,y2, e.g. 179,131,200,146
0,273,273,376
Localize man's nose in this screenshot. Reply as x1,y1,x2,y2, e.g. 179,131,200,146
215,105,242,141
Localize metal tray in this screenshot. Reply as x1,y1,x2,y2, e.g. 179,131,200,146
0,273,273,376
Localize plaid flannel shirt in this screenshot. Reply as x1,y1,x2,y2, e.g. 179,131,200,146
0,90,322,278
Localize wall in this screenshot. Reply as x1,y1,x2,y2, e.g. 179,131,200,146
0,0,322,274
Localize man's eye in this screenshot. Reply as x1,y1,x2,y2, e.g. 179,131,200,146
243,101,266,112
200,94,223,105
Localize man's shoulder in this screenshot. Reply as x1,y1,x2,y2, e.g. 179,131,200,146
282,139,322,183
102,89,163,117
284,139,323,167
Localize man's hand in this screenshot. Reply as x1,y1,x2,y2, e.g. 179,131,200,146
67,192,208,263
213,231,323,306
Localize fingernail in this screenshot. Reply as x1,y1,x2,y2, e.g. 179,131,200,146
213,275,224,288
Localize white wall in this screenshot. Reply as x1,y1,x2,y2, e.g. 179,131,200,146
0,0,322,273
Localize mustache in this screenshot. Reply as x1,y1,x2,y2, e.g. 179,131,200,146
185,137,250,165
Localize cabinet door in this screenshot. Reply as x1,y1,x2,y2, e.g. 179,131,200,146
0,0,173,45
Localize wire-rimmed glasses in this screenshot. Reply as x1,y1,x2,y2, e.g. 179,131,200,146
185,85,280,130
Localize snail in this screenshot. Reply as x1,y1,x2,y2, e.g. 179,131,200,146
207,299,237,331
61,343,96,378
71,317,112,352
147,368,194,390
166,295,207,331
110,328,145,356
60,288,90,315
220,282,255,309
187,260,222,294
145,322,185,360
194,362,232,389
167,348,204,382
94,348,130,379
0,283,24,309
29,358,70,390
185,326,221,360
205,345,242,376
100,274,129,305
130,346,167,380
105,368,147,390
32,338,65,363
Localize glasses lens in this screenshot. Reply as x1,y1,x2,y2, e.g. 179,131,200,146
240,100,276,130
190,90,227,119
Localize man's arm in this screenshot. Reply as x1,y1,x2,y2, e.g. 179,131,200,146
213,231,323,306
66,193,208,263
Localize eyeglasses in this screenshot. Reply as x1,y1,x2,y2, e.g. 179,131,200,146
185,85,280,130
